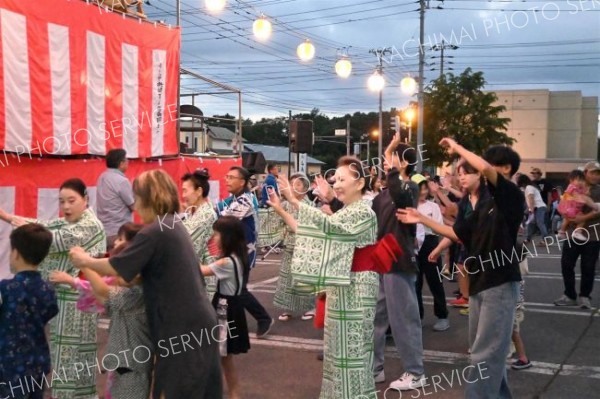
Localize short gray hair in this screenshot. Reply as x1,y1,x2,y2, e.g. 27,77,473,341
290,172,310,192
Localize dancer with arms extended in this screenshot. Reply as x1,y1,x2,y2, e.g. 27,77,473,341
269,156,379,399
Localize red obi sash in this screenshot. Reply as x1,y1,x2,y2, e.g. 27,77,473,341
350,233,402,274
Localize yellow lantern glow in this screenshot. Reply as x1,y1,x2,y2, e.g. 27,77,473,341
205,0,226,13
253,16,272,41
401,76,417,95
297,39,315,62
367,71,385,92
405,108,416,123
335,57,352,78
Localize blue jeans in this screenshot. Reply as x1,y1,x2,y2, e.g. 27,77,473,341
526,207,549,241
466,282,518,399
373,271,425,376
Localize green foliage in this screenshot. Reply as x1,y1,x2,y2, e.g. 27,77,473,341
230,108,394,171
423,68,513,166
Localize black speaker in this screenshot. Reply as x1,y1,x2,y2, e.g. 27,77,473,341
242,152,257,170
290,120,313,153
241,152,267,174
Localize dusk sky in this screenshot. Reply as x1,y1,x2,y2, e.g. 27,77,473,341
145,0,600,121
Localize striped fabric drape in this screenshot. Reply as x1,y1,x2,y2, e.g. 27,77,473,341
0,0,180,158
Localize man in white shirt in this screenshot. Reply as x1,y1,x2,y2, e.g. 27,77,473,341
96,149,134,249
517,174,549,244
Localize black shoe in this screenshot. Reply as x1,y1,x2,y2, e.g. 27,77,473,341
317,352,324,361
511,359,532,370
256,318,274,338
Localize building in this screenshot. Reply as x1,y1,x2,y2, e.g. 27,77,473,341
492,89,598,183
244,143,324,177
180,122,243,154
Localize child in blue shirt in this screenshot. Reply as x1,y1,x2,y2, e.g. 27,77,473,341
0,224,58,399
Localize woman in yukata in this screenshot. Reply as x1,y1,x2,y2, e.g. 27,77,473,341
0,178,106,399
181,168,218,298
268,156,379,399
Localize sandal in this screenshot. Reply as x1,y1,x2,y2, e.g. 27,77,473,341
278,313,292,321
301,310,315,320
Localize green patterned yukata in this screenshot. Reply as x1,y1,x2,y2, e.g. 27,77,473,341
28,208,106,399
258,206,285,247
273,198,315,313
182,201,218,299
291,200,379,399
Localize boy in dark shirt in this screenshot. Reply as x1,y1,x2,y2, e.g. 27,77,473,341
0,224,58,399
399,138,524,399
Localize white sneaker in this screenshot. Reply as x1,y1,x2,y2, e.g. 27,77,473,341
374,370,385,383
572,230,587,242
433,318,450,332
389,372,426,391
578,296,591,309
554,295,577,306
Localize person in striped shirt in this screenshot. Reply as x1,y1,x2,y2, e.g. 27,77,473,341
217,166,274,338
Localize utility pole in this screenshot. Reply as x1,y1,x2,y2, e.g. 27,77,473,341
346,118,350,156
431,40,458,78
369,47,392,178
176,1,181,150
417,0,426,173
288,110,292,179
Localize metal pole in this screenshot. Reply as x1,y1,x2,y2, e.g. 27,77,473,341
378,89,383,178
346,119,350,156
238,91,242,155
440,39,444,77
176,0,181,152
367,139,370,165
190,95,195,152
416,0,426,173
288,110,292,179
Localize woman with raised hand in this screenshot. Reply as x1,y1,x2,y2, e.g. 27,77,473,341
0,178,105,399
268,156,379,399
272,173,316,322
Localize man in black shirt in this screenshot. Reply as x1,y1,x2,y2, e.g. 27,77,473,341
554,161,600,309
399,138,524,399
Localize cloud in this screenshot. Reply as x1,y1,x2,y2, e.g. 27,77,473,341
157,0,600,119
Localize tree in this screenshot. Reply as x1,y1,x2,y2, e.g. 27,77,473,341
422,68,513,167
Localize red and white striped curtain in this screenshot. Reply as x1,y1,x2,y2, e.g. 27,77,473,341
0,0,180,158
0,156,241,279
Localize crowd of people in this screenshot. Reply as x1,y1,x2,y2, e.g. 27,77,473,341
0,139,599,399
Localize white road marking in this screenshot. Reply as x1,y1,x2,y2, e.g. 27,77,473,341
247,276,280,289
248,286,599,317
249,334,600,380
